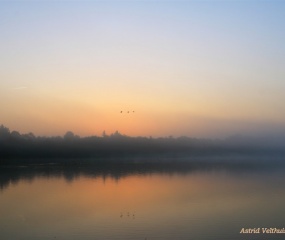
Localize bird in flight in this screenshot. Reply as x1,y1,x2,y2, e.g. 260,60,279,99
120,110,135,113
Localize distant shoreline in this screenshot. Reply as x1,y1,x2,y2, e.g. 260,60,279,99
1,124,285,164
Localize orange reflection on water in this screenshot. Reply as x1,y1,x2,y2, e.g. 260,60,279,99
1,169,285,240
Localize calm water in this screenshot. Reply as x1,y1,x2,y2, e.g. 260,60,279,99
1,160,285,240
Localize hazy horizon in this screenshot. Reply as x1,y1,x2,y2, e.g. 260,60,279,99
1,1,285,138
2,123,285,143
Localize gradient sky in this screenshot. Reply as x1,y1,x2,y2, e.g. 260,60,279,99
1,0,285,138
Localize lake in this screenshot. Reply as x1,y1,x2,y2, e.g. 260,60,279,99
1,159,285,240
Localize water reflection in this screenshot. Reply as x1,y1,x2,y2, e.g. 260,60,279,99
1,159,285,240
1,158,285,191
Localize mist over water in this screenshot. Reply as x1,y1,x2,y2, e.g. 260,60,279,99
1,124,285,164
1,1,285,239
1,160,285,240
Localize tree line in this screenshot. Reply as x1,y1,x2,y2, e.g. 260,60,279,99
0,124,285,164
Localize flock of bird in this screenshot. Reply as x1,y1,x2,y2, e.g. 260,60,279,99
120,111,135,113
120,212,135,219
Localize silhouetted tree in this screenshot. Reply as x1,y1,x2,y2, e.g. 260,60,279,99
0,125,10,140
111,131,123,138
10,131,21,139
102,130,108,138
22,132,36,140
64,131,75,141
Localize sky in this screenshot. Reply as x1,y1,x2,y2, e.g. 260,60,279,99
0,0,285,138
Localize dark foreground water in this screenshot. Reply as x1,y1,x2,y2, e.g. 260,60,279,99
1,159,285,240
